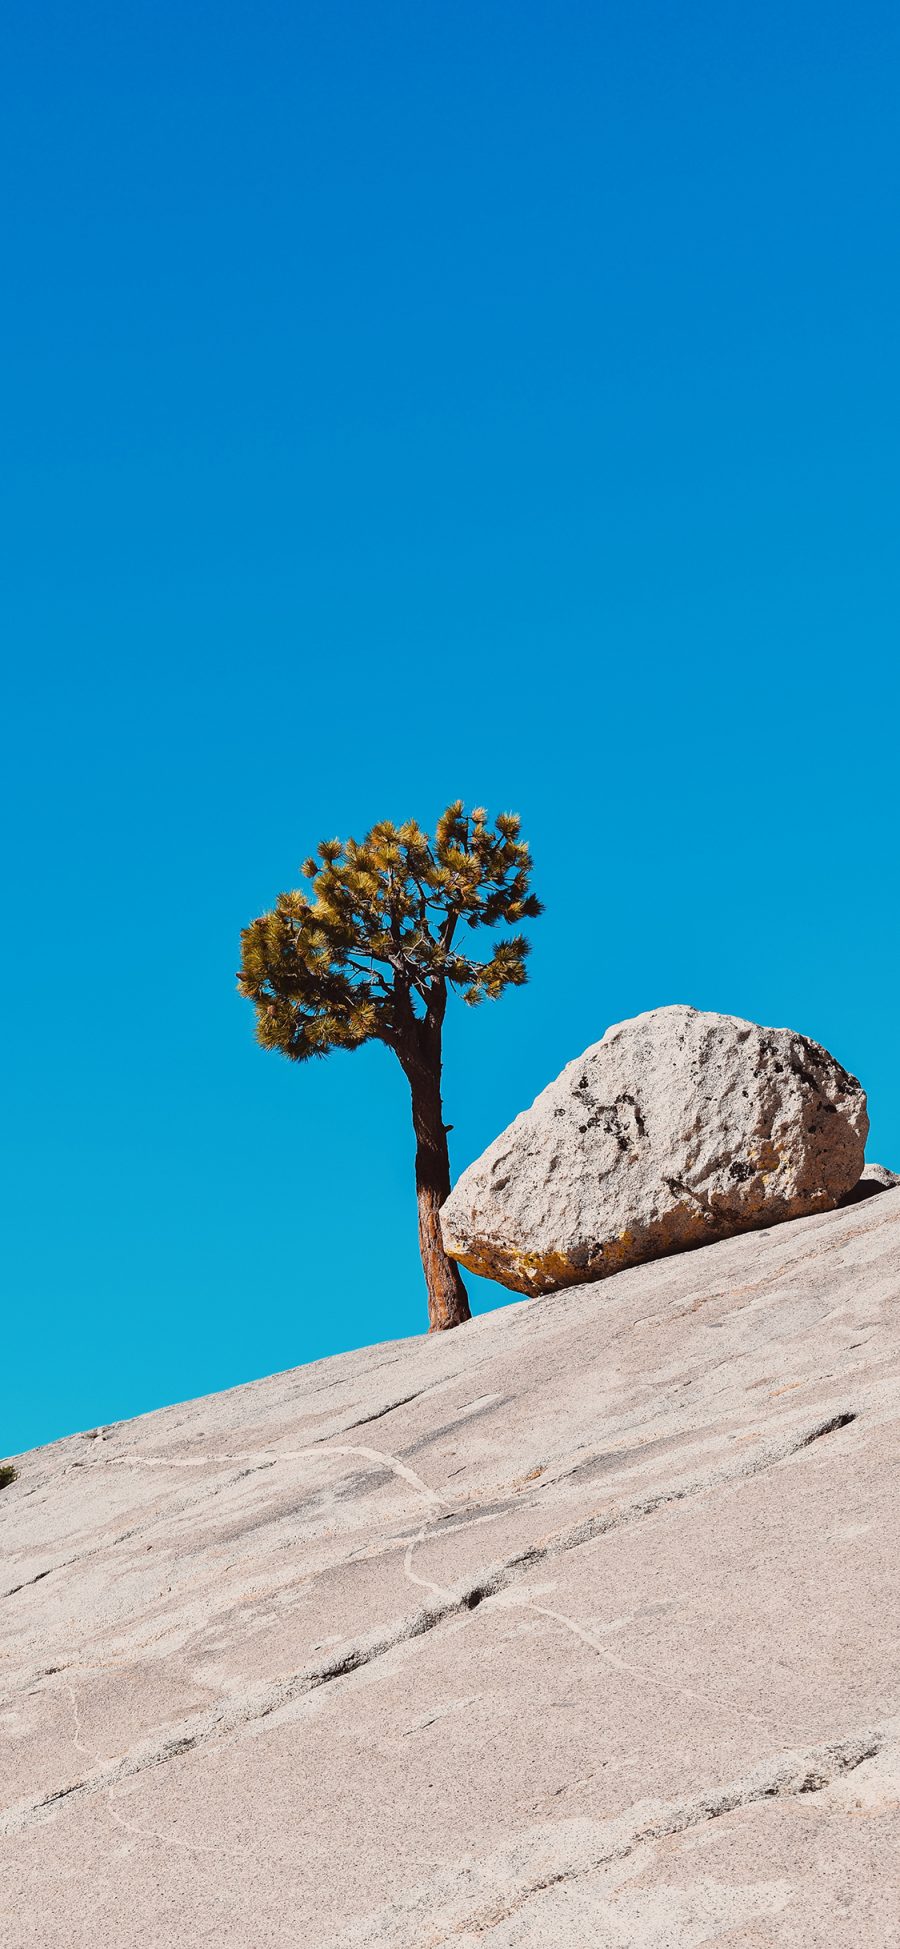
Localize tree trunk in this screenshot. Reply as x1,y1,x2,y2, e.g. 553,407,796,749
399,1030,471,1333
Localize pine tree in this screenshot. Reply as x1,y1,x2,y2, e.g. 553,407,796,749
238,803,542,1331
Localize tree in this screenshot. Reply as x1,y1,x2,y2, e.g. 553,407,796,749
238,803,542,1331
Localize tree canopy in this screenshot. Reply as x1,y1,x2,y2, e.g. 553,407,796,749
238,802,543,1063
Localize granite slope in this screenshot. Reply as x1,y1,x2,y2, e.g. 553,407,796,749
2,1188,900,1946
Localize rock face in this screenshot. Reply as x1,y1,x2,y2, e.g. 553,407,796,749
441,1004,868,1294
3,1189,900,1946
839,1161,900,1206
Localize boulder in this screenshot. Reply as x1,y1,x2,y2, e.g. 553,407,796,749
440,1004,868,1293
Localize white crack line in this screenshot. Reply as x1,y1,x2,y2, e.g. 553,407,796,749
492,1588,783,1735
62,1669,257,1861
105,1788,259,1861
404,1525,455,1604
105,1443,450,1510
63,1678,99,1770
403,1504,776,1736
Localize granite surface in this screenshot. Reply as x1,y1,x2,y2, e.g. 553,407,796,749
3,1189,900,1944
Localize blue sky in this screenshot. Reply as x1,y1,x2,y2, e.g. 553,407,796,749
4,1,899,1456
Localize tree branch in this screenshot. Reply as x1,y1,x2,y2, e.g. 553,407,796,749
344,957,393,993
439,909,459,953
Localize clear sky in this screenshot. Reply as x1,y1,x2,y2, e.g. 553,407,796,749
4,1,899,1458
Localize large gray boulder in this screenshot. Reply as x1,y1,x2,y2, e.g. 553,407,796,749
440,1004,868,1293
